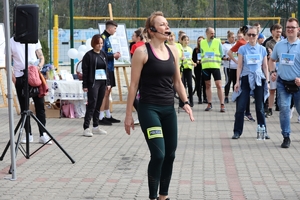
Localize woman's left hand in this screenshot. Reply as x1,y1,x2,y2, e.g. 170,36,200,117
106,85,111,91
182,104,195,121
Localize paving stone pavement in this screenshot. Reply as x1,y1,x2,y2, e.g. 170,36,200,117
1,95,300,200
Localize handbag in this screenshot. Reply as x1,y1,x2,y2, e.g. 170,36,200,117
61,101,75,118
282,79,299,93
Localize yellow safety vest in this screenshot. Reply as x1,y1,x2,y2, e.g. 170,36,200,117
182,46,193,70
200,39,222,69
175,43,183,67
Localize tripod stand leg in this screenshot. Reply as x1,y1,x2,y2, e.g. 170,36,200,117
0,112,27,161
30,113,75,164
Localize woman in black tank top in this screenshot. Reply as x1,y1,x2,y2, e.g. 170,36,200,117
124,11,194,200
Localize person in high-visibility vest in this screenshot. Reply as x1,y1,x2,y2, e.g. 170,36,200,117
201,27,225,112
180,35,196,107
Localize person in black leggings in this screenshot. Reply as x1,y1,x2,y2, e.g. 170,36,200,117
124,11,194,200
192,36,206,104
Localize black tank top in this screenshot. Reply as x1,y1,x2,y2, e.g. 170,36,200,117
139,43,175,105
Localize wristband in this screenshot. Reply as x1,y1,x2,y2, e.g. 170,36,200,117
184,101,190,106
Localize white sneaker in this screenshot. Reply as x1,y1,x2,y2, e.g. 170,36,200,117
134,119,140,125
39,133,52,145
92,126,107,135
21,134,33,144
83,128,93,137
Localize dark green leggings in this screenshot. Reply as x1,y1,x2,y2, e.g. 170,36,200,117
138,102,178,199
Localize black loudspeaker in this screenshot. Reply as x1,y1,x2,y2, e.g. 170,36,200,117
14,4,39,43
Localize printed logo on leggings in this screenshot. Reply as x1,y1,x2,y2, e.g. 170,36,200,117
147,127,163,139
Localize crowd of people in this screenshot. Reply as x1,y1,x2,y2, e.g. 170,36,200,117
80,14,300,200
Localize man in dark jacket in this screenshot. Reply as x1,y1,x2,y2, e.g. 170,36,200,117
99,20,121,125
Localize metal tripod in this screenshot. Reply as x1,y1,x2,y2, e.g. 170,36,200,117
0,43,75,174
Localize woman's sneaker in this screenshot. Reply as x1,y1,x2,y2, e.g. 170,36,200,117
92,126,107,135
39,133,52,145
21,134,33,144
83,128,93,137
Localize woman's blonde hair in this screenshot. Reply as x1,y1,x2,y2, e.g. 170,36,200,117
144,11,164,40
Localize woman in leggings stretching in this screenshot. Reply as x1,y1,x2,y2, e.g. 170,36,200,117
124,11,194,200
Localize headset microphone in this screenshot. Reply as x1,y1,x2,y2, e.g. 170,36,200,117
150,26,157,32
150,27,171,36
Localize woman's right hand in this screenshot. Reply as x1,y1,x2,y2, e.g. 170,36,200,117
234,82,240,92
182,104,195,121
124,115,134,135
83,88,88,92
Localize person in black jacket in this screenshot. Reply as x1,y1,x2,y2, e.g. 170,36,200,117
192,36,206,104
82,34,110,137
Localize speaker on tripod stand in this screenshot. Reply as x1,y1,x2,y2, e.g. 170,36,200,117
14,4,39,43
0,4,75,168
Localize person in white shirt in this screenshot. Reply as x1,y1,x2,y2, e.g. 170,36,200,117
222,30,237,103
10,37,52,145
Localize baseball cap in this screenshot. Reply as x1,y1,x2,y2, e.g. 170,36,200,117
258,33,264,39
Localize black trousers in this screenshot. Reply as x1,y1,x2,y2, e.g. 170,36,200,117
179,68,194,106
224,68,237,97
194,66,206,101
16,76,46,136
83,80,106,129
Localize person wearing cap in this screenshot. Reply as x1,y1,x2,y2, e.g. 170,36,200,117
257,33,265,45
